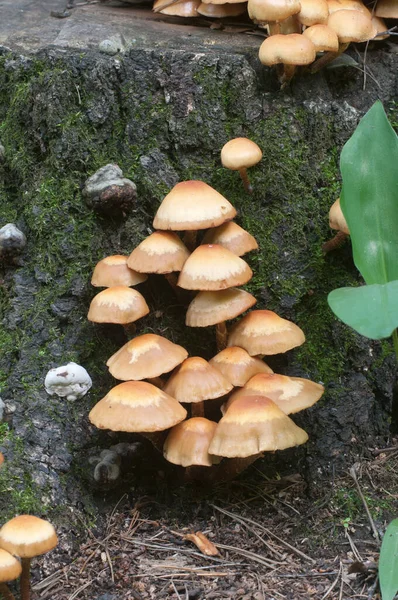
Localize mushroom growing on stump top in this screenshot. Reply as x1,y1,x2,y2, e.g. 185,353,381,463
239,372,324,414
297,0,329,25
91,255,147,288
227,309,305,356
163,356,233,417
202,221,259,256
87,286,149,336
0,548,21,600
127,231,190,295
107,333,188,381
259,34,316,87
209,346,273,387
153,0,200,15
153,180,237,250
0,515,58,600
220,138,263,193
163,417,218,467
89,380,187,450
302,24,339,52
248,0,301,34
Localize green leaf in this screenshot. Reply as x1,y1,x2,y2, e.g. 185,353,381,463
328,280,398,339
340,101,398,285
379,518,398,600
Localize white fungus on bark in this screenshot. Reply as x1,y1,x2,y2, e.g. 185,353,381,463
44,362,92,401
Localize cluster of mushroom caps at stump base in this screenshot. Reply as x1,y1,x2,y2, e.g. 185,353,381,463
86,140,325,483
152,0,396,87
0,515,58,600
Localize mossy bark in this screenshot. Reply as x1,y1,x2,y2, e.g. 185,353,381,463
0,44,397,521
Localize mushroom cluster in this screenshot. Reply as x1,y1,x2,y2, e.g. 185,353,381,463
87,153,324,482
0,515,58,600
151,0,395,86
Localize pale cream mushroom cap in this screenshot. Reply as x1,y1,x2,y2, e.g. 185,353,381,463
209,346,273,387
127,231,190,274
163,356,233,403
248,0,301,23
87,286,149,325
153,0,200,16
228,309,305,356
298,0,329,25
197,2,247,15
209,394,308,458
375,0,398,19
327,10,377,42
329,198,349,235
302,24,339,52
186,288,256,327
164,418,218,467
0,516,58,559
89,381,187,432
221,138,262,171
178,244,253,291
107,333,188,380
259,34,317,66
153,181,236,231
202,222,258,256
0,548,22,582
91,255,147,288
327,0,371,16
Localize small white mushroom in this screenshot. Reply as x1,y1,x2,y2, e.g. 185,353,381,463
44,362,92,401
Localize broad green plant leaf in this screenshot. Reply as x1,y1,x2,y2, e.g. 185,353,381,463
379,518,398,600
340,101,398,285
328,280,398,339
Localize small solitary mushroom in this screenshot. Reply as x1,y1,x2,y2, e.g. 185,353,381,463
0,548,21,600
322,197,350,253
259,34,316,87
220,138,263,193
0,515,58,600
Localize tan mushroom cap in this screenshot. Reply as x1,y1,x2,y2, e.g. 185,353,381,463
329,198,349,234
228,310,306,356
0,516,58,559
221,138,263,171
89,381,187,432
164,417,218,467
197,2,247,16
375,0,398,19
242,373,324,414
298,0,329,24
91,255,147,288
209,346,273,387
153,0,200,16
0,453,4,468
186,288,256,327
302,24,339,51
0,549,22,582
107,334,188,381
259,34,317,67
248,0,301,23
153,181,237,231
178,244,253,291
87,286,149,325
209,394,308,458
327,0,371,16
372,16,389,40
127,232,190,274
163,357,233,403
202,222,258,256
327,10,377,42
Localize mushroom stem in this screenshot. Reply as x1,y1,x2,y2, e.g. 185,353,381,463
122,323,136,338
191,402,205,418
238,168,253,194
280,64,297,88
0,583,17,600
164,272,185,301
183,230,197,252
140,431,168,453
268,21,280,35
20,558,31,600
146,376,165,389
215,453,263,482
310,42,350,74
216,322,228,352
322,231,349,253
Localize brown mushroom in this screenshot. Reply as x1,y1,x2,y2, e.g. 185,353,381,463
202,222,258,256
87,285,149,335
302,24,339,52
0,548,21,600
153,0,200,15
375,0,398,19
197,2,247,17
220,138,263,193
322,197,350,253
209,346,273,387
258,34,316,86
298,0,329,25
248,0,301,35
163,417,218,467
91,255,147,288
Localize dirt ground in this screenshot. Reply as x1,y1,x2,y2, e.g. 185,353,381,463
23,442,398,600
